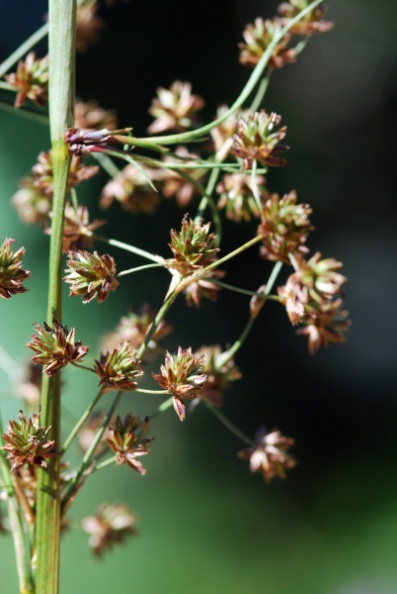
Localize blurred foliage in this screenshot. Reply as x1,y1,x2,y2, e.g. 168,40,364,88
1,0,397,592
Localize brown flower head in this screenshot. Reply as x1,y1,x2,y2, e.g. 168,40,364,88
194,345,241,407
0,238,30,299
210,106,250,161
65,250,119,304
258,190,313,263
217,173,267,222
15,361,42,407
100,305,172,361
161,147,205,208
94,343,144,392
76,3,104,52
32,152,99,198
100,164,160,214
2,410,55,471
74,98,118,131
4,52,49,108
152,347,207,421
296,299,350,354
278,0,334,35
27,320,89,376
166,215,224,307
82,502,137,557
148,80,205,134
232,111,288,170
278,252,346,314
11,177,53,226
106,414,153,474
239,18,295,70
51,202,106,253
238,427,296,483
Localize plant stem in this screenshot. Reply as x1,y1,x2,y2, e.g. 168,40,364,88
149,396,174,421
118,262,165,277
34,2,75,594
94,234,164,263
61,389,104,454
203,400,252,445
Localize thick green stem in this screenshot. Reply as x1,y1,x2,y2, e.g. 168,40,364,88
34,2,75,594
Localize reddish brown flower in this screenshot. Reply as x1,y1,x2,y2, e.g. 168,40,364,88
297,299,350,354
148,80,204,134
100,164,161,214
4,52,49,108
194,345,241,407
210,105,250,161
82,503,138,557
232,111,288,170
217,173,267,222
239,18,295,70
94,343,144,392
0,238,30,299
278,0,334,35
100,305,172,361
51,202,106,253
65,250,119,304
32,152,99,197
27,320,89,376
74,98,118,131
152,347,207,421
106,414,153,474
238,427,296,483
2,410,55,471
258,190,313,263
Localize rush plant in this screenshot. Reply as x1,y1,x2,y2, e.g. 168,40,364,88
0,1,348,593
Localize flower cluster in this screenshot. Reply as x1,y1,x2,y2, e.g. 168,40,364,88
194,345,241,407
12,152,98,227
81,503,137,556
278,0,334,35
2,410,55,471
53,203,106,253
0,238,30,299
217,173,267,222
94,343,144,392
161,147,204,208
106,414,153,474
232,111,288,170
258,190,313,263
100,164,161,214
74,98,118,131
4,52,49,108
238,428,296,483
100,305,172,360
278,253,349,353
152,347,207,421
148,80,204,134
65,250,119,303
239,18,296,70
166,216,224,306
27,320,89,376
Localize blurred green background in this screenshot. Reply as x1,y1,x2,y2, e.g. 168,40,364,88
1,1,397,593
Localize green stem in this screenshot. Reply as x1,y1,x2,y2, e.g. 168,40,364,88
35,3,75,594
250,160,263,212
118,262,165,277
61,392,123,514
203,400,252,446
0,22,49,78
61,389,104,454
211,278,279,300
137,288,178,360
249,72,271,112
94,234,164,264
135,388,169,395
149,396,174,421
0,81,17,91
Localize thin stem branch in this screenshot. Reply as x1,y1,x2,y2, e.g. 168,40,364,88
203,400,252,446
61,389,104,454
0,22,49,78
149,396,174,421
118,262,165,277
94,234,164,264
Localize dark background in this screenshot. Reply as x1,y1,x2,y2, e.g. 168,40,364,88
1,1,397,593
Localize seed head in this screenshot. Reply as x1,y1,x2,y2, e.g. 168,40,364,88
65,250,119,304
27,320,89,376
0,238,30,299
297,299,350,354
5,52,49,108
217,173,267,222
258,190,313,263
82,503,138,557
106,414,153,474
148,80,205,134
278,0,334,35
100,305,172,361
238,427,296,483
100,164,160,214
239,18,295,70
152,347,207,421
194,345,241,407
94,343,144,392
232,111,288,170
2,410,55,471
